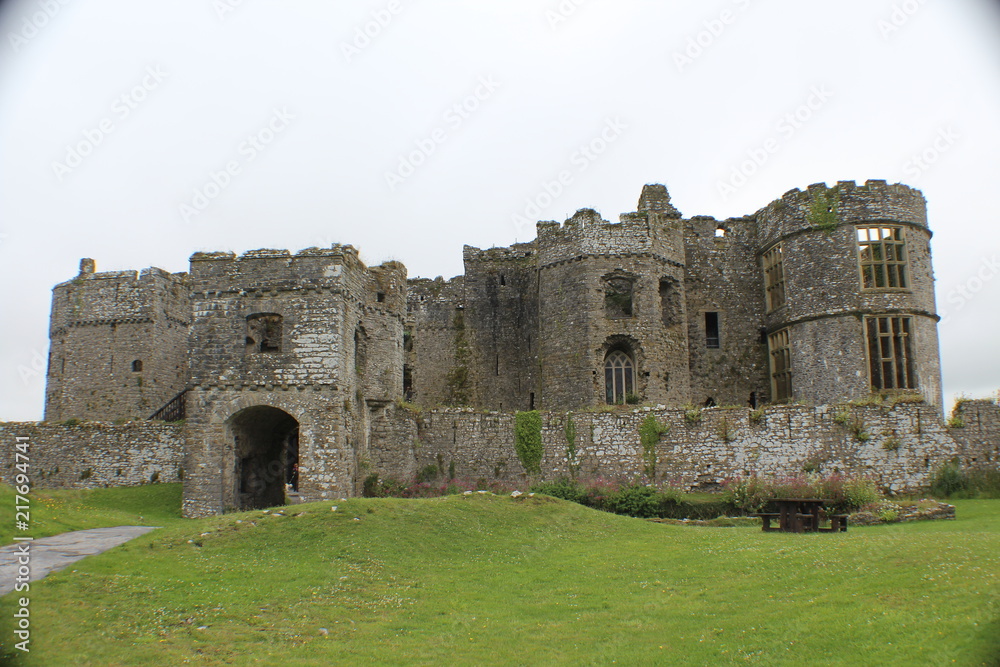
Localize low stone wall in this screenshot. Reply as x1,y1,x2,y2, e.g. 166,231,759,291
377,401,1000,494
0,421,184,489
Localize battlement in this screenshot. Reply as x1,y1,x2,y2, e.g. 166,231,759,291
535,199,684,268
756,180,928,247
188,244,369,293
462,241,536,265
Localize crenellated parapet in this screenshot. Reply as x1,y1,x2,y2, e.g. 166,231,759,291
756,180,928,249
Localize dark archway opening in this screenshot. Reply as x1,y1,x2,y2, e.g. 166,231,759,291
228,406,299,511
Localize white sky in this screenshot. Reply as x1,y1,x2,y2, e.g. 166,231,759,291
1,0,998,421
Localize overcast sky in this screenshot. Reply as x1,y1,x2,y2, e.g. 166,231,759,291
1,0,998,421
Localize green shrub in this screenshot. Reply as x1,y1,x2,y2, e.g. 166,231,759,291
722,477,769,513
514,411,543,475
929,459,967,497
531,478,583,503
601,484,661,518
416,464,438,484
748,408,765,425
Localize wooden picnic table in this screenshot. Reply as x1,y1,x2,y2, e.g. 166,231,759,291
755,498,848,533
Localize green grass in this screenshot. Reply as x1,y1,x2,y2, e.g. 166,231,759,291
1,491,998,665
0,483,183,543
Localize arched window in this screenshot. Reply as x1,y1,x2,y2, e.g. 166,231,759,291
604,350,635,404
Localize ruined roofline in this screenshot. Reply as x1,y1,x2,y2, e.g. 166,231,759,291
54,260,186,290
756,179,928,225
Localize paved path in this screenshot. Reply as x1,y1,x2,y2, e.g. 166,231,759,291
0,526,158,596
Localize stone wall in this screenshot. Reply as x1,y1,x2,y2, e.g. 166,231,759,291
370,401,1000,494
0,421,184,488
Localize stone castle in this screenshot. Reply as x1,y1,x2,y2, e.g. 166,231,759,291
14,181,997,517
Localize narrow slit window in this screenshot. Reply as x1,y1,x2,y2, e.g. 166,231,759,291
768,328,792,402
761,244,786,312
705,312,720,348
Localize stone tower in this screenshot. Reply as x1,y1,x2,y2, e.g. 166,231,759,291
181,246,406,517
534,185,692,410
755,180,942,408
44,259,189,421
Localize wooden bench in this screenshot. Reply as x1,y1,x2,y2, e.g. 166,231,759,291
755,513,781,532
827,514,849,532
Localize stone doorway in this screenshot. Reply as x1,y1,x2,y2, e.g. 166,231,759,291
227,405,299,511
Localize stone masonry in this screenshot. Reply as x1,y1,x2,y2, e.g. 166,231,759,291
21,180,994,517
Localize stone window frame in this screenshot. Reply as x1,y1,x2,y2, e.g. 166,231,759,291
864,315,917,391
603,271,637,319
857,225,909,290
245,313,283,354
761,243,786,312
768,328,792,403
604,349,635,405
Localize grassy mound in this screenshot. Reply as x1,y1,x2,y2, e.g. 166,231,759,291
1,493,998,665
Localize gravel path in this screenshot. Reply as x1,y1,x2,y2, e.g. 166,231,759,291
0,526,158,596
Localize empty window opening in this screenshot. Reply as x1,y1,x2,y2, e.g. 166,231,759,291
604,350,635,405
705,312,720,348
768,328,792,403
496,354,500,376
376,292,385,303
131,360,142,372
762,244,786,312
715,226,727,237
403,364,413,400
403,330,413,353
354,328,367,375
604,276,634,318
704,396,716,408
749,392,758,409
529,392,535,410
659,277,680,328
246,313,283,353
499,274,506,286
858,226,908,289
866,316,916,390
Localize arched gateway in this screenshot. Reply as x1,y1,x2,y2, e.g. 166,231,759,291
226,405,299,510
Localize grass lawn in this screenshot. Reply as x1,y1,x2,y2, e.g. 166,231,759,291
0,484,183,544
1,490,997,665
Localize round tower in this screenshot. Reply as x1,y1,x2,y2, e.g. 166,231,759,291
535,184,691,410
755,180,941,408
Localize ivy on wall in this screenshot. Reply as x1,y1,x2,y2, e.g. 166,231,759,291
445,311,471,406
639,414,668,481
515,410,543,475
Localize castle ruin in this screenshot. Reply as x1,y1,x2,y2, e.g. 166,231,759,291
16,181,997,517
